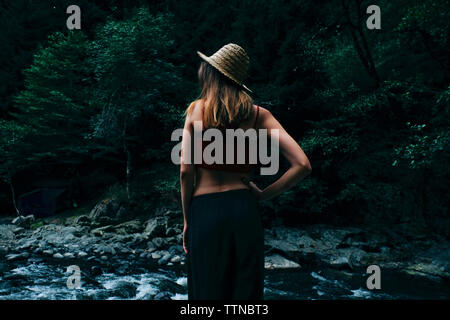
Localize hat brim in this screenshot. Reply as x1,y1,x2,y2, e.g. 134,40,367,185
197,51,252,93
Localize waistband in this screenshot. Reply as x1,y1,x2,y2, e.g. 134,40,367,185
191,188,252,201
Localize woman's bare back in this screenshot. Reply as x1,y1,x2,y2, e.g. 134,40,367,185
191,100,261,197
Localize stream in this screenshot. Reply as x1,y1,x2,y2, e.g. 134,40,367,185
1,258,448,300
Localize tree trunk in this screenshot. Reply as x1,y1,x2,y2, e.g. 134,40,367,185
421,168,430,230
122,119,133,202
8,175,20,216
125,146,133,202
341,0,381,87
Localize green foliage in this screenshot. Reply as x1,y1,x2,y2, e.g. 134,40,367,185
393,122,449,169
11,31,94,164
0,1,448,231
0,119,32,182
30,220,45,230
87,8,183,161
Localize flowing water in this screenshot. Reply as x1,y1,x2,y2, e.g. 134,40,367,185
0,258,448,300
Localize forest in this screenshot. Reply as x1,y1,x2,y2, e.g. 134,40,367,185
1,0,449,234
1,0,450,301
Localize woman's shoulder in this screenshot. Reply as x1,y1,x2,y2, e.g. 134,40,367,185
186,99,204,118
253,104,272,125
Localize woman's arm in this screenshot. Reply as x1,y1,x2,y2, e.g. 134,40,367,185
180,112,196,225
180,109,196,253
246,107,312,201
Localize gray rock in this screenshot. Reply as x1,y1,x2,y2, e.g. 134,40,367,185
328,256,350,268
53,253,64,259
403,261,450,280
94,244,116,255
348,248,370,267
31,224,79,247
298,235,318,248
165,236,177,244
264,254,301,270
78,251,88,257
17,239,35,250
144,217,168,238
13,227,25,234
89,198,121,221
170,255,181,263
91,225,115,236
154,291,172,300
43,249,54,256
158,253,172,265
147,241,157,253
152,237,167,249
168,245,184,255
111,280,137,299
151,252,162,259
91,266,102,276
64,252,75,258
0,224,16,241
12,215,35,228
97,216,114,226
74,215,91,225
265,238,299,255
166,227,178,237
114,220,142,234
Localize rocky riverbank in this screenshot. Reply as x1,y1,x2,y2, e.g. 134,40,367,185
0,198,449,299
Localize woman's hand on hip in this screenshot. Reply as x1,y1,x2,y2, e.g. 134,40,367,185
183,223,188,254
241,177,263,201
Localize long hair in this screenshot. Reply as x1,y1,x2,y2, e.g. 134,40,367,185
185,61,254,129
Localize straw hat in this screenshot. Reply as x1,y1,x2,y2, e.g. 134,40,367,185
197,43,252,93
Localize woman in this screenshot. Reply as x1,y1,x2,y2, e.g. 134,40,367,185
180,43,312,300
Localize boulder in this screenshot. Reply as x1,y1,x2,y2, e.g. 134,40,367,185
0,225,15,240
151,252,162,260
154,291,172,300
114,220,143,234
168,245,184,255
152,237,167,249
12,215,35,228
403,262,450,281
89,198,122,221
166,227,178,237
73,215,91,226
144,216,168,238
158,253,172,265
264,254,301,270
91,225,115,237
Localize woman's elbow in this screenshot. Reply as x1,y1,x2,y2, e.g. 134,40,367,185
303,160,312,173
293,159,312,175
180,166,194,180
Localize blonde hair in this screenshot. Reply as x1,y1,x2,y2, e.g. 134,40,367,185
185,61,254,129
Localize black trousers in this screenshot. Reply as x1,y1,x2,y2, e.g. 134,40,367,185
186,188,264,300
